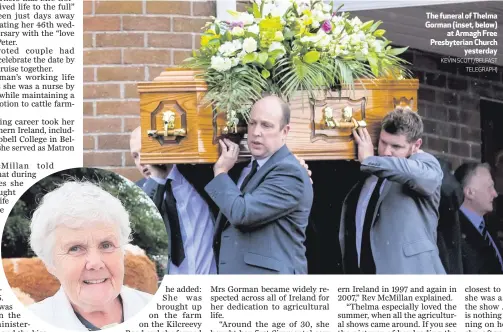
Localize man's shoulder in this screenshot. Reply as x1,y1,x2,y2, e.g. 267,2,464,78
135,178,147,188
270,152,304,175
410,151,441,165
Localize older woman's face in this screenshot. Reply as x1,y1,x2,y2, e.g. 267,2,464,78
50,222,124,311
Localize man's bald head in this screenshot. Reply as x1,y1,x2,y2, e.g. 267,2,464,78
252,95,290,129
130,126,149,178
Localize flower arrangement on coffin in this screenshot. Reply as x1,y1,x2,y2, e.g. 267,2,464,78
183,0,411,133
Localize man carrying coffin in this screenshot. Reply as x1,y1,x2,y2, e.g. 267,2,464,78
205,96,314,274
340,107,445,274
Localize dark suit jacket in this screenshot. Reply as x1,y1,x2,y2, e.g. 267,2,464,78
205,145,314,274
436,159,464,274
339,152,445,274
460,211,503,274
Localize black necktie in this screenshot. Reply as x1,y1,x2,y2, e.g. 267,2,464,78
164,179,185,267
240,160,259,192
360,177,384,274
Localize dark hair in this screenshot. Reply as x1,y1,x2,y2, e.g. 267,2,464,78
381,106,423,142
454,162,491,188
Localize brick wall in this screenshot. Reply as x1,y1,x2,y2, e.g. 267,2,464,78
406,48,503,169
83,1,503,179
83,0,216,181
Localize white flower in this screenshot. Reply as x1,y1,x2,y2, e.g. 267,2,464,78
312,9,325,22
218,40,242,57
243,37,258,53
315,32,332,48
237,12,255,25
339,34,350,46
230,57,240,67
313,2,323,11
331,15,344,25
275,0,291,10
211,56,232,72
350,33,362,45
333,25,344,36
351,16,362,32
332,44,344,56
237,50,247,59
231,26,244,36
262,0,290,17
247,24,260,35
371,40,383,53
274,31,284,41
268,41,286,57
232,39,242,49
323,3,332,12
300,36,311,43
312,20,320,28
351,17,362,26
262,3,274,16
270,7,283,17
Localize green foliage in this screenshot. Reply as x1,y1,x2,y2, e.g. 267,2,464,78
201,65,268,122
2,201,33,258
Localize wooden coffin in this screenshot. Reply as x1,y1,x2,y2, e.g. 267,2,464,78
138,68,418,164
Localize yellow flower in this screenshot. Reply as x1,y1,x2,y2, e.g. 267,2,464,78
201,34,220,47
259,17,283,31
259,17,283,48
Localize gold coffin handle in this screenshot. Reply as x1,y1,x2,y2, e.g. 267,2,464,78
323,106,367,129
147,110,187,140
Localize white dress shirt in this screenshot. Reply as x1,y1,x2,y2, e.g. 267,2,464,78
236,156,271,189
355,175,386,266
151,165,217,274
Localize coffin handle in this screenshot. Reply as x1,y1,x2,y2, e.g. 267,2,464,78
147,111,187,145
323,106,367,129
147,110,187,140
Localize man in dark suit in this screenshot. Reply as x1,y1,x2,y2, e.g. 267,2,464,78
340,107,445,274
454,162,502,274
204,96,314,274
436,158,464,274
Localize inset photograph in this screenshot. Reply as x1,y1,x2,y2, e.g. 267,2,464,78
2,167,167,330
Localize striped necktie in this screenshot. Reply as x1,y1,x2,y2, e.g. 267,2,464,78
479,220,503,271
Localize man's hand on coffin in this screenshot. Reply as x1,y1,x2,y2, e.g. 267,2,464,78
294,154,313,184
353,127,374,162
214,139,239,177
147,164,170,179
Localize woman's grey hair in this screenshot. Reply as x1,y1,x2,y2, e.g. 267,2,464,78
30,181,132,268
